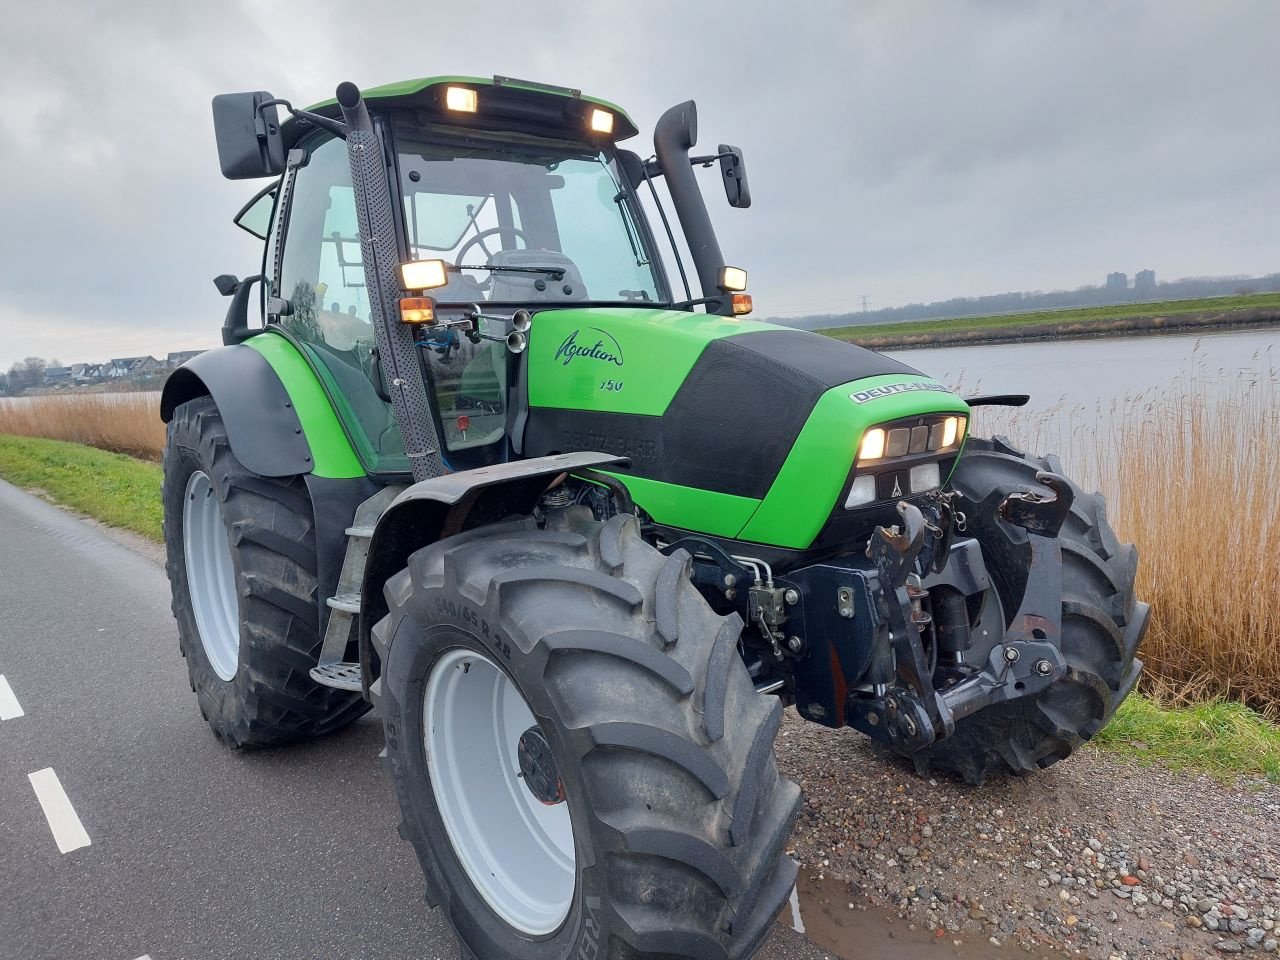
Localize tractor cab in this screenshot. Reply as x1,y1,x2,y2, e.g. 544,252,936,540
211,77,746,476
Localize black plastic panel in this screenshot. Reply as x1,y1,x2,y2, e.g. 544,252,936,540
159,345,313,477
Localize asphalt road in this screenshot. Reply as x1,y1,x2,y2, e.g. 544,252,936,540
0,480,825,960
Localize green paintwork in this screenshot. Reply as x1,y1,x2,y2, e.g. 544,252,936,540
738,374,970,548
526,308,775,415
246,332,365,479
304,75,638,139
594,473,760,539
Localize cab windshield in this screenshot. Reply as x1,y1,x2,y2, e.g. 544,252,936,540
394,129,665,306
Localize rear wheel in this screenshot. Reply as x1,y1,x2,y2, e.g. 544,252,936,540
373,510,802,960
162,396,369,746
916,435,1150,784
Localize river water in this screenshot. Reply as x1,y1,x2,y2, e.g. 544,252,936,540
887,327,1276,422
882,328,1277,464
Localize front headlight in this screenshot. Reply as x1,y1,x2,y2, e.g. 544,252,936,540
859,416,965,465
845,414,966,510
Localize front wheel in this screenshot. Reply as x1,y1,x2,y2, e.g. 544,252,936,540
373,511,802,960
914,435,1149,783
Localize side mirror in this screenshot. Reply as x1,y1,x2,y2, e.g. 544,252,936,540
616,150,647,189
212,91,285,180
718,144,751,208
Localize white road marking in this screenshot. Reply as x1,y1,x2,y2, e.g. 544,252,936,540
787,881,806,934
27,768,91,853
133,955,153,959
0,674,22,720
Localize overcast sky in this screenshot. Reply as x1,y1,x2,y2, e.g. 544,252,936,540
1,0,1276,368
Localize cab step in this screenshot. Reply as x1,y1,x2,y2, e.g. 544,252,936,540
309,485,404,692
310,661,363,692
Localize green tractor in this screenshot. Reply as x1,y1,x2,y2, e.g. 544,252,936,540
162,76,1148,958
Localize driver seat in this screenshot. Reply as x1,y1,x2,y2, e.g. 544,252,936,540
487,250,587,303
432,271,486,304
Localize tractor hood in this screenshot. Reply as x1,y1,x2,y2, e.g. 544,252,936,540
522,308,970,549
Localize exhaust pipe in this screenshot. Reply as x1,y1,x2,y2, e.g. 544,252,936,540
653,100,727,311
336,81,373,135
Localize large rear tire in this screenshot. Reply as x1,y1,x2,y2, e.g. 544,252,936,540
373,510,802,960
916,435,1149,784
162,396,369,746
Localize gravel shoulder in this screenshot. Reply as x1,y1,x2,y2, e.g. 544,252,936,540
775,708,1280,959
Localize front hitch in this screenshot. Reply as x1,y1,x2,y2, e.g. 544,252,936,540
846,473,1074,751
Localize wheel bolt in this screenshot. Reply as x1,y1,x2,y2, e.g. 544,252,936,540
1003,646,1021,663
1034,659,1053,676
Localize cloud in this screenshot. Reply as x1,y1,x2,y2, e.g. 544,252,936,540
1,0,1277,366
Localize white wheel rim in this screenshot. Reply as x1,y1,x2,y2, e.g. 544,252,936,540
423,648,576,935
182,470,240,682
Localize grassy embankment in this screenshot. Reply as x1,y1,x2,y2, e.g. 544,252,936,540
0,434,162,540
2,383,1279,783
821,292,1280,349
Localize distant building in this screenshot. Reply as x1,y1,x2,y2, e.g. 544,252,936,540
1134,269,1157,297
107,356,163,378
1106,271,1128,292
43,366,72,384
167,350,205,368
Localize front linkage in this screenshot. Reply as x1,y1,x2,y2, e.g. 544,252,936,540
659,469,1084,761
846,472,1075,756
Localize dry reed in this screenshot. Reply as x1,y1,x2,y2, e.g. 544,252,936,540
973,350,1280,714
0,392,164,460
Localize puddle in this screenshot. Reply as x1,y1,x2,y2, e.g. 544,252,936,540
781,870,1056,959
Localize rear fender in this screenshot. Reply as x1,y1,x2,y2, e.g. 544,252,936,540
159,334,363,479
358,452,627,693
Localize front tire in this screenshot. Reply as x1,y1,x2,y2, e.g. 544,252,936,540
162,396,369,746
373,511,802,960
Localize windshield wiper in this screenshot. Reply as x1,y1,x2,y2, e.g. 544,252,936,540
455,264,566,280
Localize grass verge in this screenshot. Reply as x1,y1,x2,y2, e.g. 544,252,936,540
1093,694,1280,785
0,434,163,541
820,292,1280,348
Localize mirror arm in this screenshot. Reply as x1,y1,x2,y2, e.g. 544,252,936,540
688,151,736,166
257,98,350,140
215,274,265,346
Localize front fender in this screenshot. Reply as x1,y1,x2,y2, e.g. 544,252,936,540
357,451,627,693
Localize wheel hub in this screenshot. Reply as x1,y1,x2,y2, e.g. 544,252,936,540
517,726,565,806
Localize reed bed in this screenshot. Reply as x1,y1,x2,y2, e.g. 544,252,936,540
0,392,164,461
972,349,1280,714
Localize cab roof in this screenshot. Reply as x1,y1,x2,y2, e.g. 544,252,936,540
290,74,638,146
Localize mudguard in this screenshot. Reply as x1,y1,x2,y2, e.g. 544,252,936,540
357,451,627,693
160,334,363,479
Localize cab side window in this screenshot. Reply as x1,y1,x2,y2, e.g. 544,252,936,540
275,135,407,473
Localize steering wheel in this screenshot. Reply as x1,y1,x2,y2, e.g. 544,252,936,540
455,226,531,266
